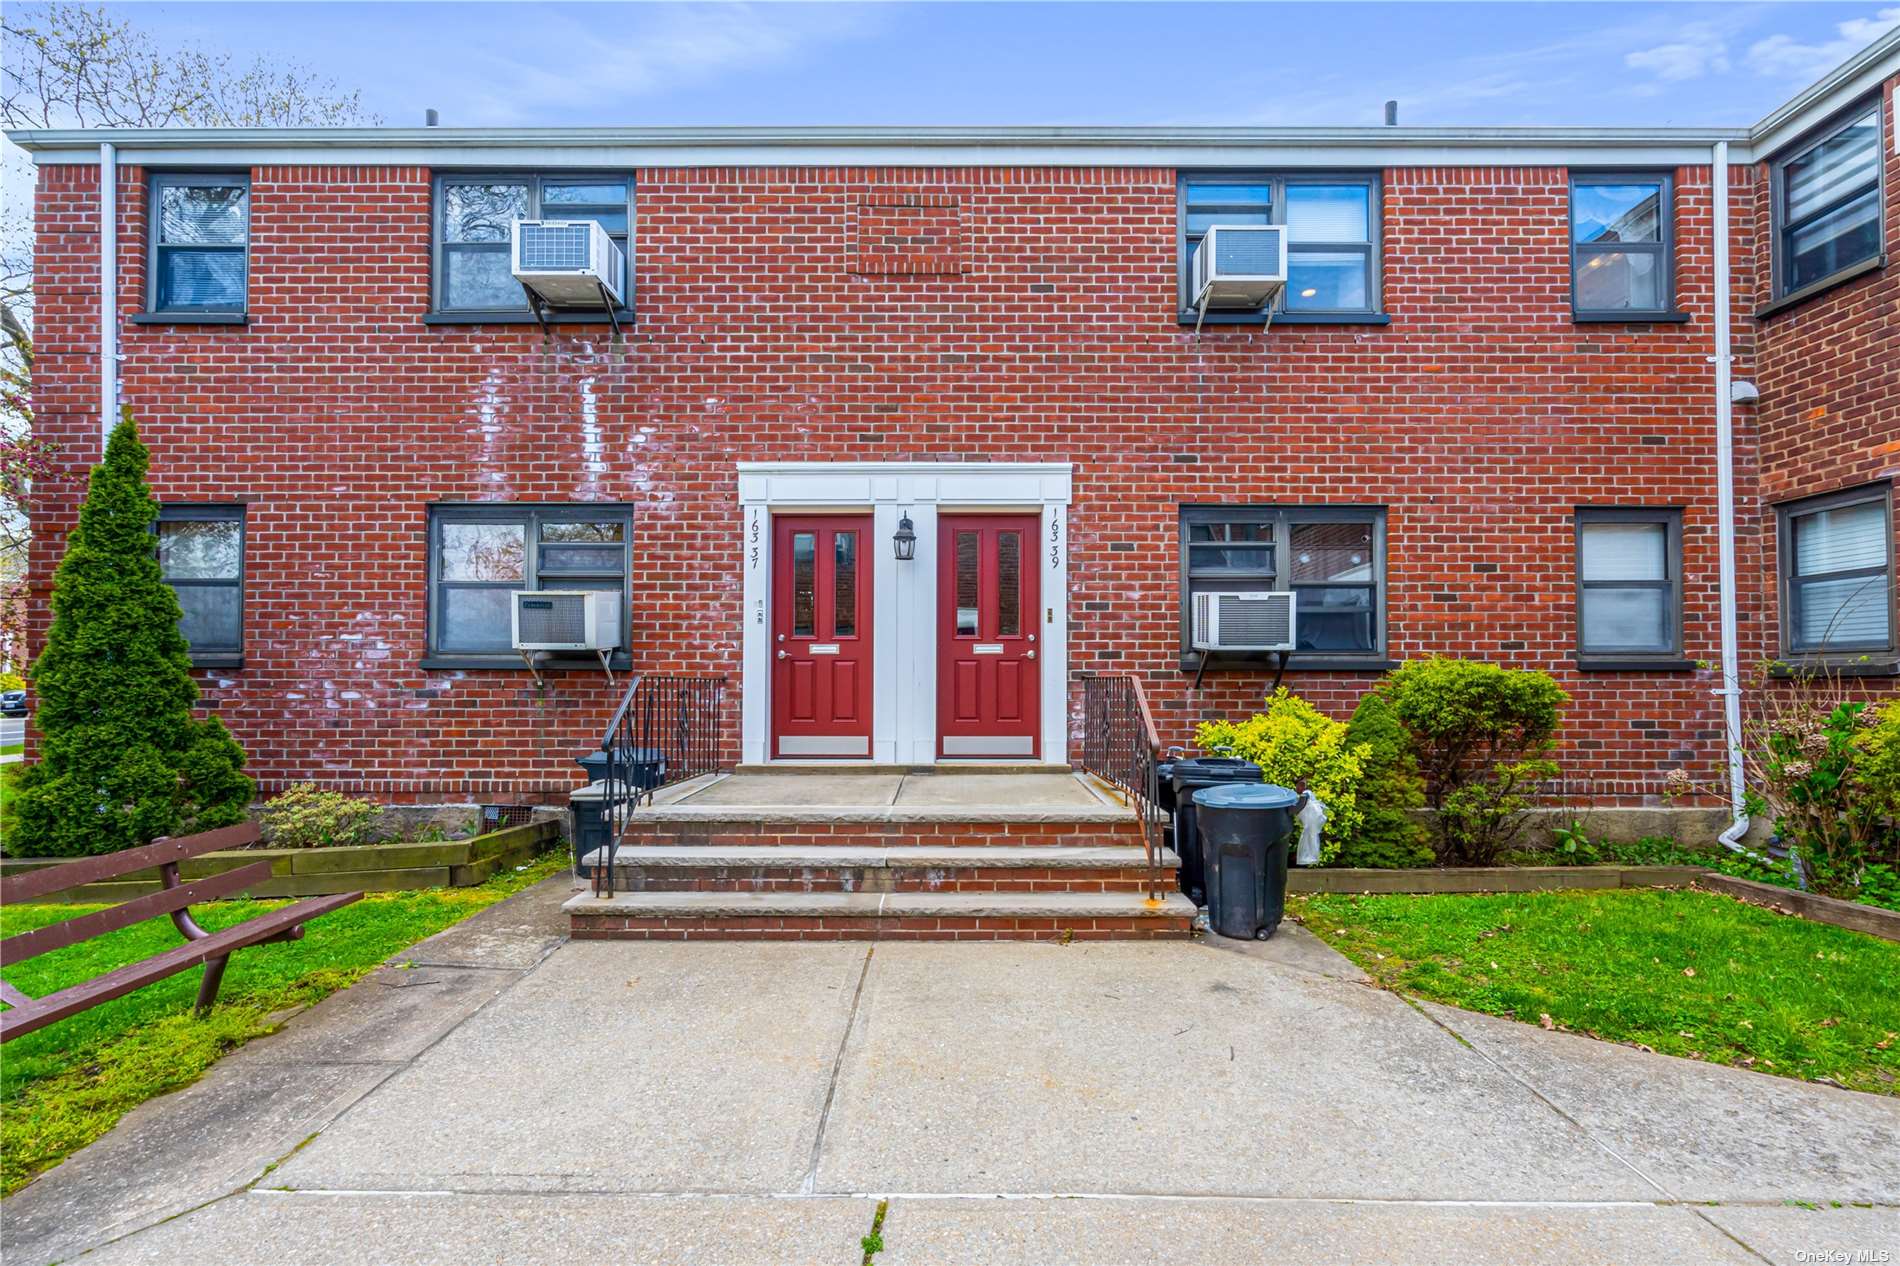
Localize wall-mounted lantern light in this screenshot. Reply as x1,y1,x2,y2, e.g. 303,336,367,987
892,512,917,561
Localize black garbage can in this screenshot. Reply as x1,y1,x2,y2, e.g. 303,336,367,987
1192,782,1304,940
1169,758,1263,905
569,748,667,876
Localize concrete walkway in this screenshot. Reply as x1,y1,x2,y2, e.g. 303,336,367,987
5,877,1897,1265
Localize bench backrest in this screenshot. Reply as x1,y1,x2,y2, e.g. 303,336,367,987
0,822,261,905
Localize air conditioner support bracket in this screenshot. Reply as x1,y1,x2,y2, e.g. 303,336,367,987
519,649,550,691
1191,647,1289,694
596,649,616,691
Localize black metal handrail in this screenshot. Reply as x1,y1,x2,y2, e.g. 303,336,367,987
594,673,727,896
1076,671,1167,901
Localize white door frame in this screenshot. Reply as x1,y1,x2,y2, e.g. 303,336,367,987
737,461,1073,766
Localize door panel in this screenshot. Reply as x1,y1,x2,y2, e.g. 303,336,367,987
937,515,1040,758
772,515,873,758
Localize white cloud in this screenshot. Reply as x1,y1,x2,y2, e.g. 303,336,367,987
444,4,886,125
1625,22,1732,82
1746,6,1900,82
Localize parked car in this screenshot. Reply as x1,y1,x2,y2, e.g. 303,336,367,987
1,689,28,717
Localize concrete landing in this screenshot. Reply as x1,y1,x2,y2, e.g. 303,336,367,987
625,769,1134,823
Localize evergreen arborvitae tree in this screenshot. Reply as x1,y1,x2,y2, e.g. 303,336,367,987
15,417,252,857
1336,690,1434,869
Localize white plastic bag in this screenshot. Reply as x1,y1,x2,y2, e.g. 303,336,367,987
1295,795,1327,866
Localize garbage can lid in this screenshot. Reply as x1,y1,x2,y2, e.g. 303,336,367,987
1190,782,1300,810
1170,757,1263,778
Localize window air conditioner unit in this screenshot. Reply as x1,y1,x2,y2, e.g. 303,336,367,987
510,220,626,309
1191,224,1288,310
512,590,617,652
1192,591,1297,652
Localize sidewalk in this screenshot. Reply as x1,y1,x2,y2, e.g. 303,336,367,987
4,874,1896,1265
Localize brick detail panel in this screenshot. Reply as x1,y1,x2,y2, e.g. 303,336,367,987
568,913,1193,941
848,192,964,275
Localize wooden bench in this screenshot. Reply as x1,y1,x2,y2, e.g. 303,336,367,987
0,823,361,1043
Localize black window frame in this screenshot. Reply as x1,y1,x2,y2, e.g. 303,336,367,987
424,503,635,670
1769,97,1887,305
1568,170,1681,323
144,171,251,320
157,503,246,667
428,171,634,321
1573,507,1687,670
1775,482,1896,664
1176,171,1385,326
1178,504,1388,669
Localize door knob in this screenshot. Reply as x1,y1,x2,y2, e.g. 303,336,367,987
1026,650,1037,660
777,650,789,660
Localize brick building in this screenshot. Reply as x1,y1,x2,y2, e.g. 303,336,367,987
9,36,1896,836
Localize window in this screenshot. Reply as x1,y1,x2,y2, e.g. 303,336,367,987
158,506,244,664
147,173,249,314
1570,173,1674,318
1574,508,1682,663
1178,174,1381,321
1777,485,1894,659
427,505,633,661
433,173,631,314
1773,101,1884,298
1179,506,1385,659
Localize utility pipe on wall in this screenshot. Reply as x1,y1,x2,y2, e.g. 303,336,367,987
98,141,117,454
1710,140,1750,850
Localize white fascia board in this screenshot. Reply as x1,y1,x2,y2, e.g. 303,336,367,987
7,125,1755,169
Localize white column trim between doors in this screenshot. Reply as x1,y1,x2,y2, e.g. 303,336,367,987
736,462,1074,767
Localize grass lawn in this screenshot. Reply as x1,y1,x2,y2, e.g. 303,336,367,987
0,853,567,1195
1294,887,1900,1097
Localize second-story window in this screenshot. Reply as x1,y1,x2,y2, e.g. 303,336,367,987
1570,173,1674,319
147,173,249,315
1178,173,1381,322
433,174,631,315
1773,101,1883,298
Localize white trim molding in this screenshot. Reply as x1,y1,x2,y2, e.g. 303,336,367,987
737,461,1073,767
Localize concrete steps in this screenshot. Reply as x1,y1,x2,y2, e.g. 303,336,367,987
581,844,1177,894
564,888,1197,941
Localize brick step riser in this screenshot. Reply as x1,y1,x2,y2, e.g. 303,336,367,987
632,825,1145,850
570,914,1194,942
603,867,1162,894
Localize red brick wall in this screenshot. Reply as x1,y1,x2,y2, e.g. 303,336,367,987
27,157,1775,805
1749,72,1900,687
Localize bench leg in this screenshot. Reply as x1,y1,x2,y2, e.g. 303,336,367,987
195,955,231,1017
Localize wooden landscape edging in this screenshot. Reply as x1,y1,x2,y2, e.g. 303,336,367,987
1691,872,1900,943
1,820,560,903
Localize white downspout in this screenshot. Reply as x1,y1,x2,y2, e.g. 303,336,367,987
1711,140,1750,850
99,141,118,454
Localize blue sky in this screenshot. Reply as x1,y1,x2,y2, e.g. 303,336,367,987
105,1,1900,130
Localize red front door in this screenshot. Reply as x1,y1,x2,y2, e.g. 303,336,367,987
772,516,873,758
938,515,1040,759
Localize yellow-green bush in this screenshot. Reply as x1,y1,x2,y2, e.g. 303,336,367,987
1194,688,1365,863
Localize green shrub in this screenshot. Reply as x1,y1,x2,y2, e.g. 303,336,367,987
14,418,253,857
1380,658,1569,866
1194,688,1365,864
0,670,23,693
260,779,385,847
1855,701,1900,854
1335,691,1432,868
260,783,383,849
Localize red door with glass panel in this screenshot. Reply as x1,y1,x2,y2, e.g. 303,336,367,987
938,515,1040,759
772,516,873,758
